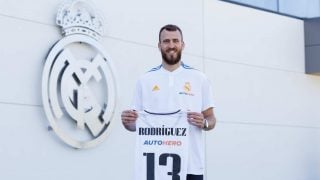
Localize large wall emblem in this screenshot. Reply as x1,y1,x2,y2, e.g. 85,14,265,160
42,0,117,148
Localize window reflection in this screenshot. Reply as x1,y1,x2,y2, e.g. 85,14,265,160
228,0,278,11
222,0,320,18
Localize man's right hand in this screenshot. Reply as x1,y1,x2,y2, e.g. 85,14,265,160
121,110,138,131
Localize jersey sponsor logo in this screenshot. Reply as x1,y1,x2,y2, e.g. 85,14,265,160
143,140,182,146
152,85,160,91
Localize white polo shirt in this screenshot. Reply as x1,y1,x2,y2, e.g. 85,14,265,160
132,62,215,175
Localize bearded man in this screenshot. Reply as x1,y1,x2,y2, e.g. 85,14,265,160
121,24,217,180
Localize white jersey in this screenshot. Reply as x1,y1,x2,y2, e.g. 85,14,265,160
132,63,215,174
135,112,189,180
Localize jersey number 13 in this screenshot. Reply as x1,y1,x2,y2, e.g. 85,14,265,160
143,152,181,180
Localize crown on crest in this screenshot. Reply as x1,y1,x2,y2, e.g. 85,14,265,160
56,0,104,40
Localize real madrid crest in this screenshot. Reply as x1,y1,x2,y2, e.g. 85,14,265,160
42,0,117,149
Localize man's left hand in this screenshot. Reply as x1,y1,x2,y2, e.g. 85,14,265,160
187,112,205,129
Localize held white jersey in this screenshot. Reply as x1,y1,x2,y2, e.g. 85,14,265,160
132,63,215,174
135,112,189,180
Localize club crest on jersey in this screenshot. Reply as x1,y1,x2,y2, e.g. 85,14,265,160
179,82,194,96
184,82,191,92
42,0,117,149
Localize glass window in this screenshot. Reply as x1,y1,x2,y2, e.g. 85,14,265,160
221,0,320,19
280,0,320,18
228,0,278,11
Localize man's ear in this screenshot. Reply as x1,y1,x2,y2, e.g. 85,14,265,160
158,42,161,50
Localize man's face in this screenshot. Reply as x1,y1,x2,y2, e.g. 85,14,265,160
158,30,184,65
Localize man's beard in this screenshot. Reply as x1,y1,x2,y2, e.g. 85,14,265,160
161,48,182,65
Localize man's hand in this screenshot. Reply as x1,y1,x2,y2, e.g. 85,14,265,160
187,108,216,130
187,112,205,129
121,110,138,131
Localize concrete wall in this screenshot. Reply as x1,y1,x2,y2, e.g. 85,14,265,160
0,0,319,179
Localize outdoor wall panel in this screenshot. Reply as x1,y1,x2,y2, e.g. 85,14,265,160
0,0,204,56
204,0,304,72
206,123,319,180
0,103,134,180
0,16,59,105
204,59,320,128
0,0,58,25
95,0,204,56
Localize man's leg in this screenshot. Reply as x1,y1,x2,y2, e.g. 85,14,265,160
186,174,203,180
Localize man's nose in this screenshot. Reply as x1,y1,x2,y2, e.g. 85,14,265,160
168,41,175,48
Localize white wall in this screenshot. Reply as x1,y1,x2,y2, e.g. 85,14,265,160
0,0,319,179
205,1,320,180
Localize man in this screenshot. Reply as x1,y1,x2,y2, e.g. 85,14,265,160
121,24,216,180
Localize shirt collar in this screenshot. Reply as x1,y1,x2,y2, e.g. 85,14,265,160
160,62,184,75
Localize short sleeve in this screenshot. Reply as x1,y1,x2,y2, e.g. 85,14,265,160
131,79,143,111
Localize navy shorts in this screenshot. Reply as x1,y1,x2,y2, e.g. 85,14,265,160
187,174,203,180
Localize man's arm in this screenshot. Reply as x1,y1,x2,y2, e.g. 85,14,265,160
187,107,216,131
121,79,142,132
202,107,216,131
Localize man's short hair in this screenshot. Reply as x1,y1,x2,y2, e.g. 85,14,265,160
159,24,183,42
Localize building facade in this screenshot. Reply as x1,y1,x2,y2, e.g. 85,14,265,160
0,0,319,179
